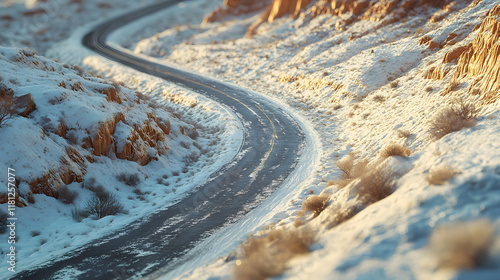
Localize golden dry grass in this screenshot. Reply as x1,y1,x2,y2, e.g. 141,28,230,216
356,166,396,205
335,154,368,189
426,166,456,185
430,98,479,139
234,229,313,280
380,143,411,158
324,204,360,229
429,219,495,269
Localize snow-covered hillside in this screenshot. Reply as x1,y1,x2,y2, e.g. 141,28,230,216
127,0,500,279
0,45,242,277
0,0,162,55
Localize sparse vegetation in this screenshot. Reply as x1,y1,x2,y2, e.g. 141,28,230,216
335,153,368,188
84,191,124,219
356,165,396,205
324,204,360,229
0,94,14,129
426,166,456,185
57,186,79,204
380,143,411,158
429,219,494,269
234,228,313,280
301,195,329,217
430,98,479,139
116,172,140,187
186,128,199,140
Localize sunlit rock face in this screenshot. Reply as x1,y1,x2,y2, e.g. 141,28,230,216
454,4,500,102
205,0,460,36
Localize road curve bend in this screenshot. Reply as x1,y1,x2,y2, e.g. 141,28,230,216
14,1,306,279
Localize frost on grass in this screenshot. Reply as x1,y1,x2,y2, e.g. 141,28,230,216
429,219,495,270
356,165,396,206
301,195,329,218
335,153,368,189
234,228,313,280
430,98,479,139
380,143,411,158
323,204,361,229
426,166,456,185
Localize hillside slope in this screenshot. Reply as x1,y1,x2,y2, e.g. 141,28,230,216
0,45,242,276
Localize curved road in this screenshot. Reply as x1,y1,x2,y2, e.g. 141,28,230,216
14,1,305,279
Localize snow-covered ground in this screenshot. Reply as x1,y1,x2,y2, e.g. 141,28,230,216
124,0,500,279
0,44,242,278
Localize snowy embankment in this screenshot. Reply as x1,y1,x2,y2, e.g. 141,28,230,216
128,0,500,279
0,0,243,277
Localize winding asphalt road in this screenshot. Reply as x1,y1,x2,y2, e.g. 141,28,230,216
14,1,305,279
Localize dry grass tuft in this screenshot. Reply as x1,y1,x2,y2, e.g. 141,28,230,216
356,166,396,205
335,153,368,189
396,129,412,139
426,166,456,185
429,219,495,270
380,143,411,158
430,98,479,139
324,204,361,229
234,228,313,280
302,195,329,217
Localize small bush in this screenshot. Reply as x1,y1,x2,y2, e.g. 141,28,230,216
302,195,329,218
57,186,78,204
397,129,412,139
430,98,479,139
372,95,386,102
31,230,41,237
335,154,368,189
116,173,140,187
426,166,456,185
325,204,361,229
234,229,313,280
0,210,8,234
380,143,411,158
84,191,124,219
71,207,89,222
429,219,494,269
0,96,14,129
356,166,396,205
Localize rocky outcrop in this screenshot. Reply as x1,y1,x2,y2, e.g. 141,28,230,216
12,93,36,117
29,147,86,200
454,4,500,102
443,45,470,64
206,0,457,35
115,114,169,166
203,0,272,24
96,86,122,104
